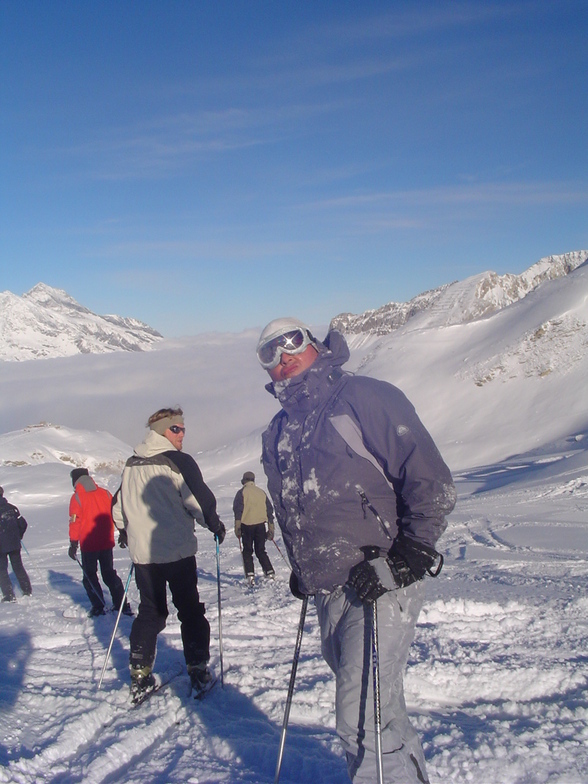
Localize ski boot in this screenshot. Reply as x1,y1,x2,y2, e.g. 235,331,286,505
88,605,106,617
130,665,156,704
246,573,255,588
188,663,216,699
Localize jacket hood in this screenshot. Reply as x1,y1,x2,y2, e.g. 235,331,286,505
134,429,176,458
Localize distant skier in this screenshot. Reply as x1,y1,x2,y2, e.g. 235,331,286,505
68,468,132,618
233,471,275,586
257,317,456,784
0,486,32,602
112,406,226,702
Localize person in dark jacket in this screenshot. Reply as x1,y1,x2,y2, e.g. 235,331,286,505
0,486,32,602
233,471,275,586
68,468,131,618
258,318,456,784
112,406,227,702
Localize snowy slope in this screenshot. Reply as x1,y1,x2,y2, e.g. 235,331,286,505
345,258,588,470
0,283,162,361
0,422,586,783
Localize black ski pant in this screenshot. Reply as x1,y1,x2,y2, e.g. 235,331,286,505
0,549,31,600
130,556,210,672
241,523,274,576
81,548,125,612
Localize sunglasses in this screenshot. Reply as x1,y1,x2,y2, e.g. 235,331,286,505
257,328,313,369
169,425,186,434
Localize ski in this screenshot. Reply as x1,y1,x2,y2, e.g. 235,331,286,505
192,676,218,701
129,666,218,707
63,606,113,620
130,668,183,708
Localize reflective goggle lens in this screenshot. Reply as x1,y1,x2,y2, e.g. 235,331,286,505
257,329,310,368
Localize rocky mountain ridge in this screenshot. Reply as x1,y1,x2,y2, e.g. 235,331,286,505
331,251,588,335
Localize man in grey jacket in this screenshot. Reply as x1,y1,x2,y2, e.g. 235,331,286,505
112,406,226,702
258,318,456,784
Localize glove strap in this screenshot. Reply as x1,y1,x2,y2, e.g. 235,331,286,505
427,552,443,577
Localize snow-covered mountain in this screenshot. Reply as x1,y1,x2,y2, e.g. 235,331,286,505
331,251,588,335
0,283,163,361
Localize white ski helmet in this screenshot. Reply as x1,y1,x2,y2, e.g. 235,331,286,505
257,317,320,369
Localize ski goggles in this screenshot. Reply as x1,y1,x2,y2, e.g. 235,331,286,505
169,425,186,434
256,328,314,369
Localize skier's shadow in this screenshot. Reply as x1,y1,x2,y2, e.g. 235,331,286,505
0,629,32,765
47,569,134,686
183,680,346,784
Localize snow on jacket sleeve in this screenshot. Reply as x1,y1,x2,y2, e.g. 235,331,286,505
344,376,456,548
167,451,224,536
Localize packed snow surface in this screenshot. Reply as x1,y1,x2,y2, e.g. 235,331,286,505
0,429,586,784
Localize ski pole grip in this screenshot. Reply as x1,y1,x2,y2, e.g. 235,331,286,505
360,545,381,561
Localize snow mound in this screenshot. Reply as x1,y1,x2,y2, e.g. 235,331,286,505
0,423,132,474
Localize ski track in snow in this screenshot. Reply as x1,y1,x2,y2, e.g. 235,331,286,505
1,464,587,784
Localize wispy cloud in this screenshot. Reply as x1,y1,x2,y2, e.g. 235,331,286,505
57,102,343,180
308,181,588,211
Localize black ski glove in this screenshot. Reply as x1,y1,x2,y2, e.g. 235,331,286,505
118,529,128,548
289,572,305,600
214,522,226,545
349,539,443,602
386,535,443,589
68,540,79,560
348,547,397,603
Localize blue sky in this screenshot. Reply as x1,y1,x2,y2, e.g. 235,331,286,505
1,1,586,337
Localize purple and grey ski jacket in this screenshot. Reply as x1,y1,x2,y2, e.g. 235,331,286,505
261,330,456,595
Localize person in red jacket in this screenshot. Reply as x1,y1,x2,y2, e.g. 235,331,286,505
68,468,132,618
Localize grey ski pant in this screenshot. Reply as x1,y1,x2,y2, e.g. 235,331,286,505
315,580,428,784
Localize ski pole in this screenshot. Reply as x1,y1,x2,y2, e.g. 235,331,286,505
360,546,384,784
271,539,289,566
20,541,42,578
237,535,248,578
98,563,134,690
371,599,384,784
215,535,224,688
274,594,308,784
75,555,106,608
